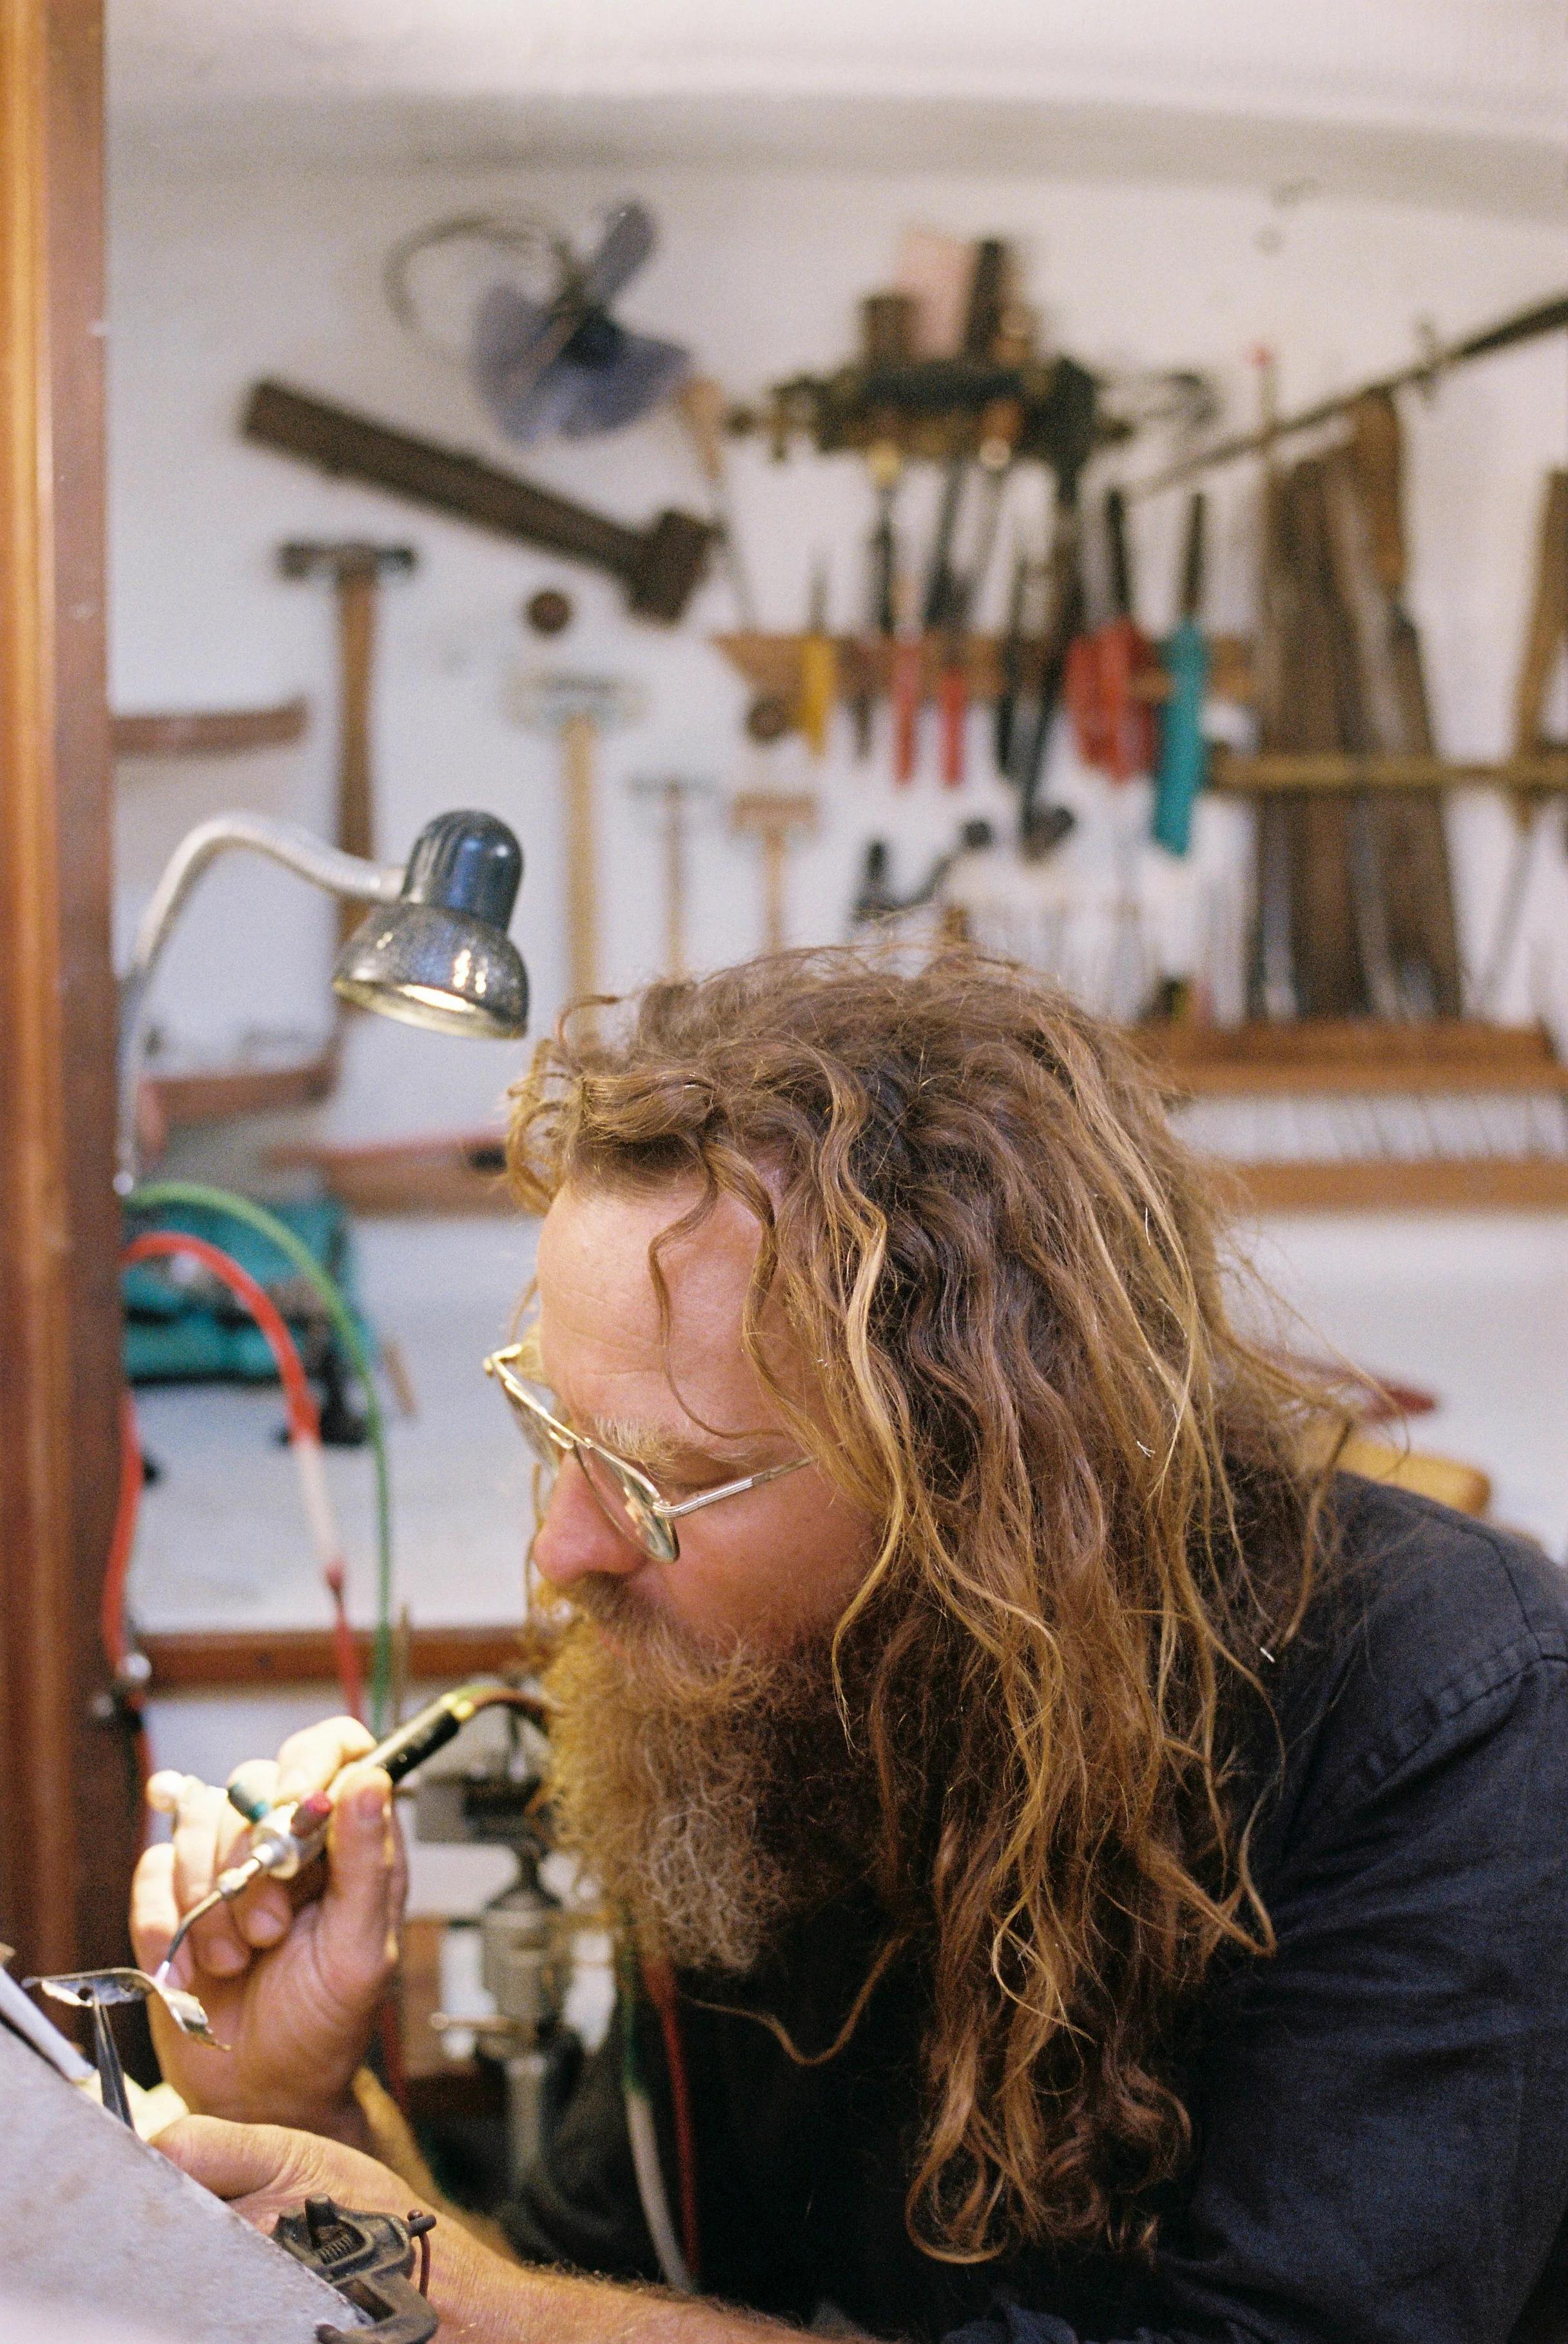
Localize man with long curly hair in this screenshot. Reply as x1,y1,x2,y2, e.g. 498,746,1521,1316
139,954,1568,2343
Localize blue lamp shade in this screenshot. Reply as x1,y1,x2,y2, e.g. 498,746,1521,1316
333,811,528,1037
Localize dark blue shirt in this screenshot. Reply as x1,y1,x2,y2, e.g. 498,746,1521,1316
506,1479,1568,2341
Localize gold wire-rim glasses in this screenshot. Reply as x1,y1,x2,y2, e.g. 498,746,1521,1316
483,1341,808,1564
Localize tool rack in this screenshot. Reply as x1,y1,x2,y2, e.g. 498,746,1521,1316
1134,1018,1568,1213
713,631,1255,710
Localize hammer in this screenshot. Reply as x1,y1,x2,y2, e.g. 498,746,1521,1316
730,790,818,954
629,775,717,979
279,539,416,944
514,672,646,1002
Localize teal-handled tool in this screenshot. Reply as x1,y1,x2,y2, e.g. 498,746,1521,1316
1152,490,1209,858
153,1680,548,1986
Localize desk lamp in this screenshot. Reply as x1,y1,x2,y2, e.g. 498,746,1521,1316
115,808,528,1192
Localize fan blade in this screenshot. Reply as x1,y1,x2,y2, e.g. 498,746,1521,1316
474,282,690,443
471,284,565,423
559,334,691,438
577,200,657,311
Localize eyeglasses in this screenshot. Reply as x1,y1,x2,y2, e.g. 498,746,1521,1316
483,1341,808,1564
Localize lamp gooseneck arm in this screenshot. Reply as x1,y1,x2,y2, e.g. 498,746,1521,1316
116,815,403,1194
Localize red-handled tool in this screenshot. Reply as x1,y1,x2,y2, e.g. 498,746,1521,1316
938,656,967,787
1067,487,1156,782
891,575,922,784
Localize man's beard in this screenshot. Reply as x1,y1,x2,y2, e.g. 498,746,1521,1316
540,1576,882,1976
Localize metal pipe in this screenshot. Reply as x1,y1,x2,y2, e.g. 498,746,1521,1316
115,814,402,1192
1132,290,1568,499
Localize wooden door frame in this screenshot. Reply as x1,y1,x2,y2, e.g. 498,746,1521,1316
1,0,140,1975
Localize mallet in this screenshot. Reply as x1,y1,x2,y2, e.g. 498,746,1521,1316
628,775,717,979
514,672,646,1001
730,790,818,954
278,539,417,946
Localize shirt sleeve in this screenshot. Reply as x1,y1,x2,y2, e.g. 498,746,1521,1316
499,2002,663,2283
944,1634,1568,2344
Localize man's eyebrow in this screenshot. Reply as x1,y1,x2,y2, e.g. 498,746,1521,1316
580,1414,773,1478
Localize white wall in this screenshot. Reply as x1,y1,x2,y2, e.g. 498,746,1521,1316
109,157,1568,1143
113,146,1568,1826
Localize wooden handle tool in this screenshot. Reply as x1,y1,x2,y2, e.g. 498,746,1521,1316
730,791,818,953
250,380,713,623
890,575,922,784
278,539,416,948
1476,467,1568,1014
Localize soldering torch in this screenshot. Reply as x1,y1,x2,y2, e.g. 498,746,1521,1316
151,1679,547,1986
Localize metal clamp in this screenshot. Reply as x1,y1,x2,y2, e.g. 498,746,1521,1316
271,2196,438,2344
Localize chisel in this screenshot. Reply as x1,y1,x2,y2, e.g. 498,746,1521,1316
1070,488,1155,784
923,452,969,635
994,547,1029,775
891,573,923,785
856,439,902,759
1108,486,1156,780
1014,485,1085,856
934,399,1020,788
921,242,1011,637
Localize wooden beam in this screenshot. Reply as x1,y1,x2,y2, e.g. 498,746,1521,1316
1228,1157,1568,1214
0,0,135,1977
1134,1017,1568,1098
142,1626,530,1694
268,1129,514,1216
112,696,309,759
151,1045,340,1132
1211,749,1568,795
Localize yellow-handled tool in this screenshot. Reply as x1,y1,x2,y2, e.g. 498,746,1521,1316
798,561,837,760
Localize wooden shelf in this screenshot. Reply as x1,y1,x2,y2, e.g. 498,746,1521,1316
1135,1020,1568,1211
140,1622,528,1692
150,1045,338,1130
113,696,309,759
1210,748,1568,795
1226,1157,1568,1212
269,1128,514,1216
713,630,1253,708
1134,1018,1568,1098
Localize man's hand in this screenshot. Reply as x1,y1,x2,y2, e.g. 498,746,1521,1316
158,2116,772,2344
155,2112,425,2234
155,2116,501,2334
130,1718,407,2138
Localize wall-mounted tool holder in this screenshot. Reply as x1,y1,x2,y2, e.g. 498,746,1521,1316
1210,750,1568,794
714,631,1255,715
113,698,310,758
1137,1015,1568,1212
734,349,1117,471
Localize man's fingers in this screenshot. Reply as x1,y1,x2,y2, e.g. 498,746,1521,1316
155,2114,313,2204
130,1841,177,1971
170,1779,253,1977
275,1716,376,1805
317,1764,402,1991
157,2115,423,2234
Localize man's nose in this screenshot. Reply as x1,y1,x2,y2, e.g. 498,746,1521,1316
531,1453,644,1588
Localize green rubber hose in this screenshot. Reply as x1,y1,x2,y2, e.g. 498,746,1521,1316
127,1178,394,1730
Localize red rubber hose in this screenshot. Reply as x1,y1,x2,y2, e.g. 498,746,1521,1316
116,1230,364,1720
